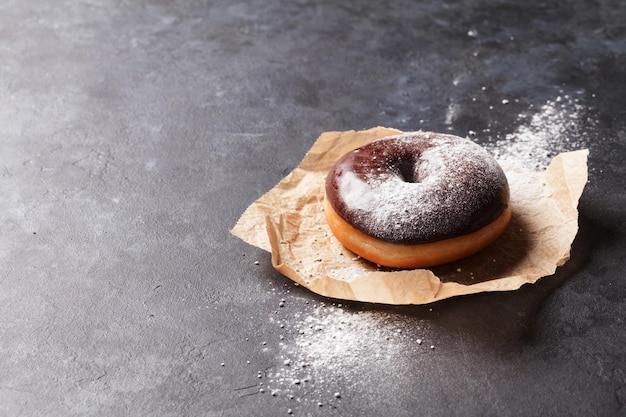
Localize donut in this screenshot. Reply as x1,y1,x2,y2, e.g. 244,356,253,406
324,131,511,269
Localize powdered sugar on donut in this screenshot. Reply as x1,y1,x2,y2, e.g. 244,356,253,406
326,132,509,244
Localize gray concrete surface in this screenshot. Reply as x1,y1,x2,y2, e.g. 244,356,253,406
1,0,625,416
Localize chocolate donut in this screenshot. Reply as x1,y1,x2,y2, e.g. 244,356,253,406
324,131,511,268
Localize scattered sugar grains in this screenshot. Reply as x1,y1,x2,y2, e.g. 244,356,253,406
265,304,434,407
485,93,596,170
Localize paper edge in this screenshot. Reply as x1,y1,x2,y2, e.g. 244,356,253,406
231,126,401,251
232,128,589,305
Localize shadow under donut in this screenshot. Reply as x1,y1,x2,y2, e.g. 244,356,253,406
430,208,534,285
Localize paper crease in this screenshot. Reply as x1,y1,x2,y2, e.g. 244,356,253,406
232,128,588,305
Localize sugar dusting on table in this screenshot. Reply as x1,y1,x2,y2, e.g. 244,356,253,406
484,94,595,170
264,299,434,409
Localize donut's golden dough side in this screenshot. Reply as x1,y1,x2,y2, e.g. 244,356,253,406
324,196,512,269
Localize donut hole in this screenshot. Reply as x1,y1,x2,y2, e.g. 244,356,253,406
396,154,419,183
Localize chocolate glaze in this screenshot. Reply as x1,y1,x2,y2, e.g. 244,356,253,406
325,132,510,244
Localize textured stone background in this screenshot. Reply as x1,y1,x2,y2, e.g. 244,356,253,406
1,0,624,416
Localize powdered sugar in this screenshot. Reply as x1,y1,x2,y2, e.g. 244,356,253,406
264,302,434,406
332,132,508,243
485,94,594,170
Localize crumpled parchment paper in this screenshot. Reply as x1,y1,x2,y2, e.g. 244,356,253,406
231,127,589,305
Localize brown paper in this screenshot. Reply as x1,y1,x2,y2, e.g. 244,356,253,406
231,127,589,305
